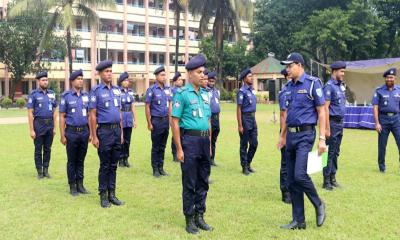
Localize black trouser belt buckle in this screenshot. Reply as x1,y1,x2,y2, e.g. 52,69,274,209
99,123,120,129
380,112,397,116
183,129,210,137
36,118,53,124
287,125,315,133
243,112,255,117
66,125,88,132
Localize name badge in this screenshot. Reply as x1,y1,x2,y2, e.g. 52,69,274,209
82,96,89,102
39,103,42,108
48,104,53,111
166,101,169,107
198,108,203,118
72,108,76,113
127,97,131,103
192,109,197,117
113,89,121,95
105,102,109,108
47,93,55,99
114,98,119,107
298,89,307,94
164,89,171,95
82,109,87,116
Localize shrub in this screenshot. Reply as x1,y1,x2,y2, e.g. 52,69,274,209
16,98,26,109
0,97,12,109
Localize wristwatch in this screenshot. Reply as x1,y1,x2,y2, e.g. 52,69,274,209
319,136,326,141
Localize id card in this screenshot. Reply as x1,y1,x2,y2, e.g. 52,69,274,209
82,109,87,116
114,98,119,107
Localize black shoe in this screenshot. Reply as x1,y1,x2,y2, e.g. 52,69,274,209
37,168,44,179
173,155,178,162
242,166,250,176
280,220,306,230
77,181,90,194
118,158,125,167
108,189,124,206
322,177,333,191
248,165,256,173
99,191,111,208
330,175,340,188
185,215,199,234
380,169,386,173
158,167,169,176
153,168,161,178
195,213,213,231
43,167,51,178
210,158,217,167
282,191,291,204
124,158,131,168
69,183,79,197
316,202,326,227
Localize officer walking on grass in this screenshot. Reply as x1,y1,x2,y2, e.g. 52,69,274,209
171,54,213,234
278,53,326,229
89,60,124,208
27,71,57,179
59,69,91,196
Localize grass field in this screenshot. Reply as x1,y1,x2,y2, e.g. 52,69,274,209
0,103,399,240
0,108,27,118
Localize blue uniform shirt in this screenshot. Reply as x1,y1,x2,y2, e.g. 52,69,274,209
27,89,57,118
120,87,135,128
145,83,172,117
324,79,346,118
278,82,291,111
208,87,221,114
285,73,325,127
237,84,257,113
371,85,400,113
89,83,121,124
59,89,89,126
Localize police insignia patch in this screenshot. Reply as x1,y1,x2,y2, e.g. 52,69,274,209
316,88,323,97
326,90,331,96
61,99,65,105
91,96,96,102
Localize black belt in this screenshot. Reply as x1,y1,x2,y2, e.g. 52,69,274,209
152,116,168,120
287,125,315,133
329,116,343,123
242,112,255,117
66,125,88,132
379,112,398,116
182,129,210,137
35,118,53,124
98,123,120,129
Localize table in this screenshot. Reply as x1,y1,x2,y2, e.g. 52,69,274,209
344,106,375,130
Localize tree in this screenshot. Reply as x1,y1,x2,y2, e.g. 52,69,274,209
0,5,65,99
189,0,254,83
9,0,116,74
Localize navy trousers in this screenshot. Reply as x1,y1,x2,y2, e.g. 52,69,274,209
323,120,344,178
151,117,169,169
211,114,220,162
33,118,54,170
239,114,258,167
121,127,132,160
65,127,89,184
377,114,400,171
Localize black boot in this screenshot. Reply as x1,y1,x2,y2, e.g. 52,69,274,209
280,220,306,230
242,166,250,176
158,166,169,176
43,167,51,178
185,215,199,234
330,175,340,188
322,176,333,191
210,158,217,167
69,183,78,197
99,191,111,208
153,168,161,178
281,191,291,204
77,180,90,194
37,168,44,179
195,213,213,231
108,189,124,206
248,165,256,173
124,158,131,168
118,158,125,167
316,202,326,227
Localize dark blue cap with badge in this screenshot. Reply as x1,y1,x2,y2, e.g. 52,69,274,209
208,71,217,79
330,61,346,70
383,68,397,77
204,68,209,76
239,68,252,81
185,54,206,71
280,69,288,76
118,72,129,85
154,65,165,75
281,52,305,66
172,71,181,82
36,71,48,80
96,60,113,72
69,69,83,81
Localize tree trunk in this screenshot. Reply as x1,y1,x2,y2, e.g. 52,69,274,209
175,7,181,73
66,27,73,74
214,7,224,89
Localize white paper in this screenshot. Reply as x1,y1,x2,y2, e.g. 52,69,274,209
307,150,323,174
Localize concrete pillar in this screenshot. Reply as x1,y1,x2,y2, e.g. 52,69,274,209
90,21,98,88
184,4,189,64
123,0,128,72
165,0,170,84
144,0,150,90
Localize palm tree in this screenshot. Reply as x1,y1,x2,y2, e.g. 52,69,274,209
189,0,253,83
168,0,188,73
9,0,116,74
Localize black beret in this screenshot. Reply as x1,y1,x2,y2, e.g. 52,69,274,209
330,61,347,70
239,68,252,81
96,60,113,72
154,66,165,75
69,69,83,81
185,54,206,71
118,72,129,85
208,71,217,79
383,68,397,77
36,71,48,80
280,69,288,76
172,72,181,82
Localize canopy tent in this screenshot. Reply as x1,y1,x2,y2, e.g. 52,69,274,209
315,57,400,103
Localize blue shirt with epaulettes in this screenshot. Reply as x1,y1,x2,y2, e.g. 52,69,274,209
89,83,121,124
237,84,257,113
324,79,346,118
208,87,221,114
59,89,89,126
120,87,135,128
371,85,400,114
285,73,325,127
27,89,58,118
145,83,172,117
278,81,291,111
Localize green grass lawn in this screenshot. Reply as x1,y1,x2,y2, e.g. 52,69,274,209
0,103,399,240
0,108,27,118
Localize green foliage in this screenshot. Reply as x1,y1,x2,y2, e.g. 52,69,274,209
15,98,26,109
0,97,13,109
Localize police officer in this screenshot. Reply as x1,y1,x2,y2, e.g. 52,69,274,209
171,71,184,162
59,69,91,196
145,66,172,177
278,53,326,229
207,71,220,167
119,72,137,168
27,71,57,179
277,69,291,204
89,60,124,208
372,68,400,173
322,61,347,190
171,54,213,234
237,68,258,175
